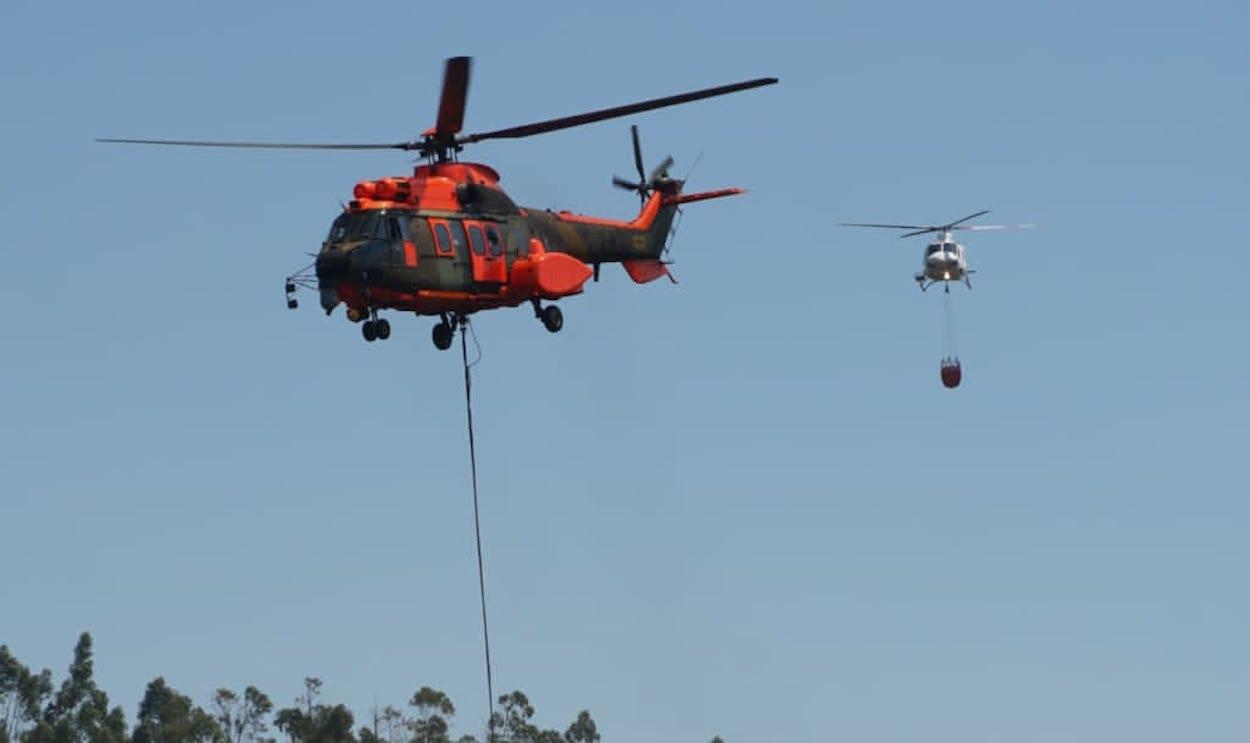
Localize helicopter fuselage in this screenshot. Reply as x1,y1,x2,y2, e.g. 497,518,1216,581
311,162,692,318
918,240,968,283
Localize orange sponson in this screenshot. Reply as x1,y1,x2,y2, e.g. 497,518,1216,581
510,253,593,298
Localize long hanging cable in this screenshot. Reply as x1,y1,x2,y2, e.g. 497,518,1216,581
459,319,496,738
942,288,958,360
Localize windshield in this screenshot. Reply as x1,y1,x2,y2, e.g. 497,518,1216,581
327,212,385,242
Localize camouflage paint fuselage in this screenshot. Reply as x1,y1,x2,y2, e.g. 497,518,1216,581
315,162,679,317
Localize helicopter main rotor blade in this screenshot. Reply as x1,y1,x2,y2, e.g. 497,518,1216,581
840,222,932,230
630,125,646,184
945,209,990,229
457,76,778,145
958,223,1036,231
900,227,941,238
96,137,414,150
432,56,471,138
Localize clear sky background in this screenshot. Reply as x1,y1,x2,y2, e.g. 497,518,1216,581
2,1,1248,740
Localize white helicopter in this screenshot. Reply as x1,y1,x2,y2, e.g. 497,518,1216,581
842,210,1032,292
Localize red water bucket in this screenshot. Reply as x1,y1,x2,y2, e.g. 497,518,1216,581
940,358,962,389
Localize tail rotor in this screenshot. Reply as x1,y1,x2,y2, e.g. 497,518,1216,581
612,125,675,205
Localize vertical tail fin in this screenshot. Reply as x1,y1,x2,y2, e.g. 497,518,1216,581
621,182,679,283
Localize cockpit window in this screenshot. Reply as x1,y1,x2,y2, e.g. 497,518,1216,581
328,212,385,242
926,244,942,256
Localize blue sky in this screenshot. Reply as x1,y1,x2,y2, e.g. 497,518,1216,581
2,0,1248,740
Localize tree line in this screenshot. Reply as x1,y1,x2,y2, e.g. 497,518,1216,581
1,633,609,742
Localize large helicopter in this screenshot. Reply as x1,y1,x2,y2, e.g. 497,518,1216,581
100,57,777,349
842,210,1032,292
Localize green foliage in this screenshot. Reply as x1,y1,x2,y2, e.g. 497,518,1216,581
212,686,273,743
562,711,599,743
357,705,404,743
3,637,610,743
1,645,52,741
20,633,126,743
131,677,221,743
273,678,355,743
409,687,457,743
485,690,573,743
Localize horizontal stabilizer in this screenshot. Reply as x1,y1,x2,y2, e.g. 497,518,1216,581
661,187,744,206
622,260,670,284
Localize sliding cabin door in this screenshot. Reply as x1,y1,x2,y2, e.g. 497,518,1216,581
464,220,507,285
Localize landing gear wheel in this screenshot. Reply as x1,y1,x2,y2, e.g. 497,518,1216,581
432,322,454,350
362,321,377,342
541,305,563,333
375,318,391,340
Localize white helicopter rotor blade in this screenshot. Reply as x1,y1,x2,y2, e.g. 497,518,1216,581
957,223,1037,231
839,222,931,230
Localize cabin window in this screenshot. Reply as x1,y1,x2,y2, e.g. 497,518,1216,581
486,227,503,257
432,223,453,256
449,221,469,257
468,225,487,256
